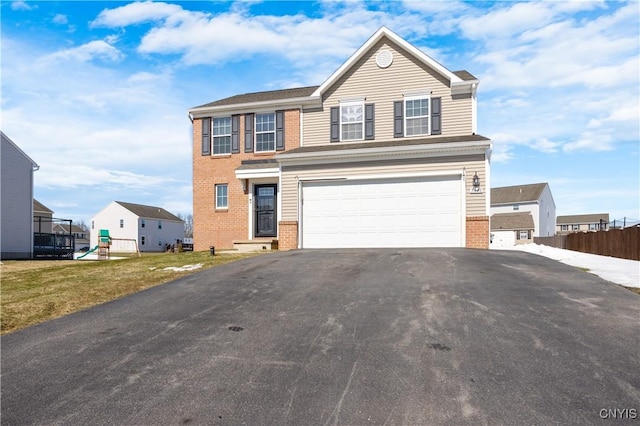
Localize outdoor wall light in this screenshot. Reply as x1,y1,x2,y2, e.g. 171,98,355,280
471,172,482,193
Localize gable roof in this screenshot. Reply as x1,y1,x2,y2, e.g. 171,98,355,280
491,183,548,205
115,201,183,222
557,213,609,225
189,27,478,115
312,26,469,98
53,223,87,234
33,199,53,214
491,213,534,231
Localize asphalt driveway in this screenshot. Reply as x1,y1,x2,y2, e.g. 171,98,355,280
2,249,639,425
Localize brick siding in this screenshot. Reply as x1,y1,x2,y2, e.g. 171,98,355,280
192,110,300,251
466,216,489,249
277,221,298,250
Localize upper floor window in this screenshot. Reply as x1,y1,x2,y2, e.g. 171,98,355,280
340,102,364,141
571,224,580,231
394,97,441,138
158,221,162,230
141,219,145,228
560,225,569,231
120,219,124,228
513,204,520,211
255,113,275,152
405,97,429,136
213,117,232,155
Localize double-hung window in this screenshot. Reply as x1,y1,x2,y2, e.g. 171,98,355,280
213,117,232,155
340,102,364,141
215,184,228,209
405,96,429,136
560,224,568,231
255,113,275,152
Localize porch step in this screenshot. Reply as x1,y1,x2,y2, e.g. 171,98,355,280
232,239,278,252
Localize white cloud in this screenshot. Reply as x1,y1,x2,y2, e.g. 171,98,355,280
52,14,68,25
42,40,124,63
11,0,33,11
91,1,185,27
563,132,614,152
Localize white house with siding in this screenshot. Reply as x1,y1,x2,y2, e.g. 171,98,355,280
1,131,40,259
490,183,556,240
90,201,184,252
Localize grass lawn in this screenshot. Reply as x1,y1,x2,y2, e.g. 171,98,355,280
1,250,264,335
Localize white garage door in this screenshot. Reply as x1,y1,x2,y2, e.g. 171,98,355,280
490,230,516,248
301,175,463,248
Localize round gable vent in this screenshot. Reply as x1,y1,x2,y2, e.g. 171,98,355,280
376,49,393,68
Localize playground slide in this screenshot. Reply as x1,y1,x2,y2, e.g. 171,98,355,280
77,245,99,259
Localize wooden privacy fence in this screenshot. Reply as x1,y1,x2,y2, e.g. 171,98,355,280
534,235,567,249
535,226,639,261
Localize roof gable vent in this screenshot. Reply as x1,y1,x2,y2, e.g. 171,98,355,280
376,49,393,68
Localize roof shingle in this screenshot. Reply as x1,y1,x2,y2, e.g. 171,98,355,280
491,183,548,205
557,213,609,225
491,213,534,231
115,201,183,222
193,86,319,109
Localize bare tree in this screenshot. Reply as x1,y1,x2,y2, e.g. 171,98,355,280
177,213,194,238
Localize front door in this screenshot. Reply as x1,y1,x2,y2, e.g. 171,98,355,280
254,184,277,237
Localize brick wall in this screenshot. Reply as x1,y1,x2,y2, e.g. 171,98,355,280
278,221,298,250
466,216,489,249
192,110,300,251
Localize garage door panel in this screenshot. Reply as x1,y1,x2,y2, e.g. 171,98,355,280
302,176,462,248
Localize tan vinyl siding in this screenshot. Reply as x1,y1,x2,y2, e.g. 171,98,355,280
281,155,487,221
303,37,473,146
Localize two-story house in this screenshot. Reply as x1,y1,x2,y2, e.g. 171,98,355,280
1,131,40,259
556,213,609,234
90,201,184,253
490,182,556,247
189,27,492,251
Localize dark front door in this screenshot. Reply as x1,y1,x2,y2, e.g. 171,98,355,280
255,184,277,237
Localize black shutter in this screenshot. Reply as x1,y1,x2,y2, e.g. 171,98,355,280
244,113,254,152
364,103,375,140
431,97,441,135
231,115,240,153
330,106,339,142
393,101,403,138
276,110,285,151
201,117,211,155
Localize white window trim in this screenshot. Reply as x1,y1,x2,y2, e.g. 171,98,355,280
212,117,232,156
255,112,276,153
339,101,364,142
404,95,430,137
215,184,228,210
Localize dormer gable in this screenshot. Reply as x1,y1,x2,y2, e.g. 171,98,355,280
312,26,477,98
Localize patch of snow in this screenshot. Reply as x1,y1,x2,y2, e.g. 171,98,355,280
162,263,203,272
495,244,639,288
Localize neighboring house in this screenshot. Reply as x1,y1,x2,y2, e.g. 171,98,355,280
491,183,556,239
557,213,609,234
189,27,492,251
90,201,184,252
1,131,39,259
53,223,90,251
33,199,54,234
490,212,535,248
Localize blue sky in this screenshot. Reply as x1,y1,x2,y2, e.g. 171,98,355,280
2,0,639,226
